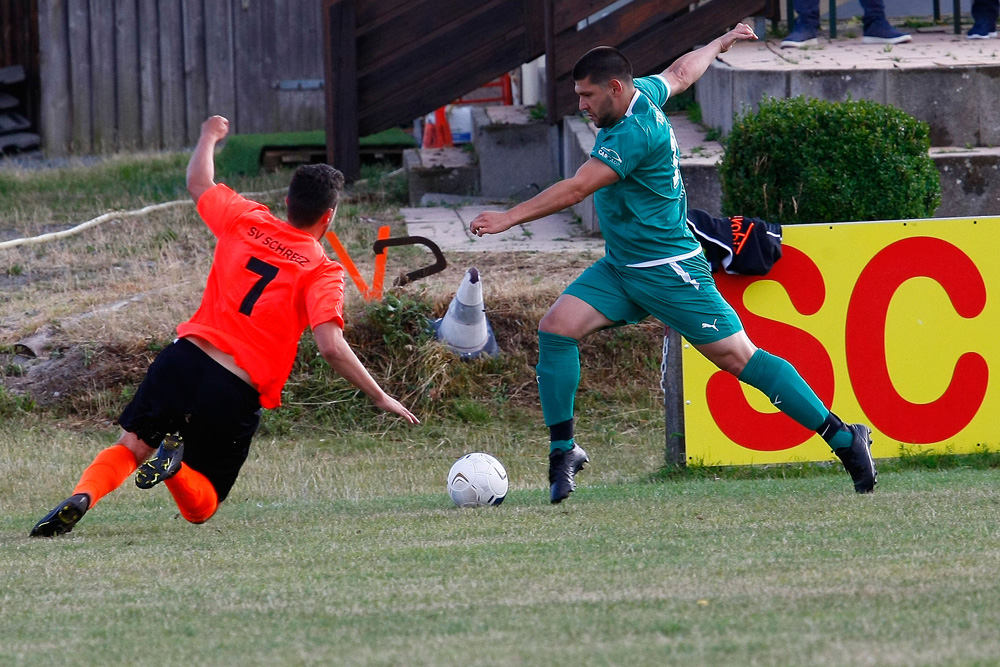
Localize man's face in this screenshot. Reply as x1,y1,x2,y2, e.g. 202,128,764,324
575,76,620,128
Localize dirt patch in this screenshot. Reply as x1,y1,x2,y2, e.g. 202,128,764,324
2,340,155,413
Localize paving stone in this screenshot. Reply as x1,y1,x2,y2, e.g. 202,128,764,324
403,207,604,254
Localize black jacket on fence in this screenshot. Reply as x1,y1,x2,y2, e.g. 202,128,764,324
686,208,783,276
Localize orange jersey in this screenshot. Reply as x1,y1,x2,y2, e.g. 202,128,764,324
177,184,345,409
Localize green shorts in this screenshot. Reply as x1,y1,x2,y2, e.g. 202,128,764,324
563,254,744,345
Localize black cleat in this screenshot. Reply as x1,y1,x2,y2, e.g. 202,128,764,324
30,493,90,537
549,444,589,504
135,433,184,489
836,424,877,494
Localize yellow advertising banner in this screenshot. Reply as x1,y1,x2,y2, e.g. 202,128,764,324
682,217,1000,466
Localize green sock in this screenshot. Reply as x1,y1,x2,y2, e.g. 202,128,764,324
550,439,574,453
819,412,854,450
738,349,828,431
537,331,580,453
828,428,852,450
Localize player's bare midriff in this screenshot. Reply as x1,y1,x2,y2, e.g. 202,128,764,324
182,334,256,389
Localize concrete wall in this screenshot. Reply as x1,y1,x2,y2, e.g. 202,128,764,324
472,106,559,201
934,149,1000,218
697,61,1000,149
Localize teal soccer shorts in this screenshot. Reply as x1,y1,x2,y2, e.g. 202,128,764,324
563,253,744,345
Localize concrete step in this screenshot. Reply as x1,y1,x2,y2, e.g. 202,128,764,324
697,31,1000,149
931,145,1000,217
404,105,561,206
403,147,480,205
400,205,604,254
471,106,559,201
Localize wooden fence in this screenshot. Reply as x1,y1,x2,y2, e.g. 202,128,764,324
37,0,327,156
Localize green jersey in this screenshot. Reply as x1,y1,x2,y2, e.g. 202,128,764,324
590,75,701,267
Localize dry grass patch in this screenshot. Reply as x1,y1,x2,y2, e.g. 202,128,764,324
0,154,665,433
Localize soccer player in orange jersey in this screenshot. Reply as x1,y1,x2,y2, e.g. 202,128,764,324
30,115,419,537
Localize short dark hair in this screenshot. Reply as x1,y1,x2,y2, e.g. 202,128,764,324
572,46,633,85
286,164,345,227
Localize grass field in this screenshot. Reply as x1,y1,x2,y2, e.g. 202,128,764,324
6,420,1000,666
3,153,1000,666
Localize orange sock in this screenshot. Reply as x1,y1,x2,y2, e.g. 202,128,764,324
164,463,219,524
72,444,140,509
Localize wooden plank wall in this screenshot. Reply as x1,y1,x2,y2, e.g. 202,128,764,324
37,0,326,156
352,0,545,135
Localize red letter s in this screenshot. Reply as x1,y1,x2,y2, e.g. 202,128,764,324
710,247,835,451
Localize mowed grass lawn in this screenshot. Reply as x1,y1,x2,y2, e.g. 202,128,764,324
3,153,1000,666
4,419,1000,666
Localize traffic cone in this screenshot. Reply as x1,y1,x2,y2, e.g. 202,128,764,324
421,107,454,149
431,267,499,358
433,107,454,148
421,117,438,148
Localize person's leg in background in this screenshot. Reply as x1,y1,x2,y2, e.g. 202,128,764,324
968,0,999,38
782,0,821,48
859,0,912,43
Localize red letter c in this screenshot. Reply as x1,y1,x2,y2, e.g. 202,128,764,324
846,237,987,443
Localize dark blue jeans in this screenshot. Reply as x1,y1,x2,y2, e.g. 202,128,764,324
972,0,999,25
793,0,888,31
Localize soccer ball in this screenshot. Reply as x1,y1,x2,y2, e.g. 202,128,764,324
446,453,508,507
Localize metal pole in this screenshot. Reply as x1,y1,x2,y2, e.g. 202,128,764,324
661,326,686,467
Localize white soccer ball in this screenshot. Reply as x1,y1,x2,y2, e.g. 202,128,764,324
446,452,508,507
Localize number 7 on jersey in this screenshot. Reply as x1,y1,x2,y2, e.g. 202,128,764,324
239,256,279,316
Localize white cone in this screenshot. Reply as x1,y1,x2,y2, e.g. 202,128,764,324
432,267,499,358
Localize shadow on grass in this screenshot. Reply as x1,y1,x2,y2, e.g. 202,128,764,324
651,446,1000,483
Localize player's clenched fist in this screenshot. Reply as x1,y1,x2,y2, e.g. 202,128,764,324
469,210,515,237
201,115,230,141
720,22,758,52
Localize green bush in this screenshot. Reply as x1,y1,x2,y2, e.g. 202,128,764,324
719,96,941,224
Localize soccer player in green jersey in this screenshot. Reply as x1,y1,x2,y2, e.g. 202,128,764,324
469,23,876,503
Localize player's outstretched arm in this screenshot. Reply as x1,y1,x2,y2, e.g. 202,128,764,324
186,115,230,203
662,22,757,96
469,157,618,236
313,321,420,424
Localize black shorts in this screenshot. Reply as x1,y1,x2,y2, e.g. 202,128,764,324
118,338,262,501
